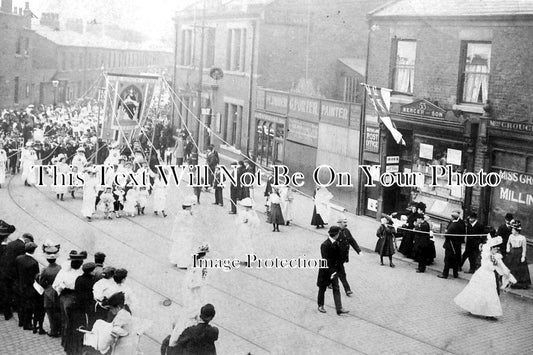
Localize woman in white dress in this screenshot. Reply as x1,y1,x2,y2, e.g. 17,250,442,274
169,198,197,269
81,168,99,221
21,141,38,186
311,186,333,228
52,154,69,200
279,186,294,226
0,140,7,188
454,236,516,319
168,242,210,348
152,171,168,217
234,198,260,263
123,188,138,217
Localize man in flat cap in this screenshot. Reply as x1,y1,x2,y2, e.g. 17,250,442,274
438,211,465,279
317,226,349,315
336,217,362,297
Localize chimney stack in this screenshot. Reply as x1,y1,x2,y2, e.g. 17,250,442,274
1,0,13,14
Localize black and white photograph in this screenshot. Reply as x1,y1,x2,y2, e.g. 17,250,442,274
1,0,532,354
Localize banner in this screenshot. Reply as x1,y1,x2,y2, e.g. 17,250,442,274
363,84,405,145
101,73,159,141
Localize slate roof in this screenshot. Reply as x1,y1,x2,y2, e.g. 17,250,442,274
32,23,172,52
369,0,533,18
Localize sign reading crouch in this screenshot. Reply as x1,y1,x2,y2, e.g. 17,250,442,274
400,99,446,119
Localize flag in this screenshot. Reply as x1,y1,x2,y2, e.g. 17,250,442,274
363,84,405,145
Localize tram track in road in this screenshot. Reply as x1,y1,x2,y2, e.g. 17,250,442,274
6,175,458,354
5,175,270,354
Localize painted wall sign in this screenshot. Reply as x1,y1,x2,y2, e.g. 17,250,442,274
491,169,533,241
265,91,289,114
365,126,380,153
289,95,320,121
320,100,350,124
488,119,533,133
400,99,446,119
287,117,318,147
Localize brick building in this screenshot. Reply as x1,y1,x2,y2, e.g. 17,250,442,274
32,13,173,106
0,0,34,108
362,0,533,255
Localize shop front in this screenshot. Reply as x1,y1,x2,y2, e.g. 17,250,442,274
487,122,533,259
362,99,473,232
254,111,286,167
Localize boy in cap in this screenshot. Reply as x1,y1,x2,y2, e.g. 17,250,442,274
316,226,349,315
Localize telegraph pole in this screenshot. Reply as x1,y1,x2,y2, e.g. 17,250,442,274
195,0,206,156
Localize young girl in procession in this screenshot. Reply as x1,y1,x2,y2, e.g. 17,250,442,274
136,186,149,215
269,187,284,232
505,220,531,289
168,242,210,349
52,154,69,201
82,167,99,221
454,235,516,319
234,198,260,264
123,187,138,217
169,198,197,269
99,186,115,219
113,185,125,218
152,170,168,217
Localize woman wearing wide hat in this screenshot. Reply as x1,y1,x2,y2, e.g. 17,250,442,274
504,220,531,289
375,216,396,267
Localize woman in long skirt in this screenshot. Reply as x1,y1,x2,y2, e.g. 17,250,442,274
269,189,284,232
169,199,196,269
398,204,418,258
504,220,531,289
375,217,396,267
279,186,294,226
168,243,210,348
81,168,98,221
234,198,260,262
152,171,168,217
311,186,332,229
454,236,516,319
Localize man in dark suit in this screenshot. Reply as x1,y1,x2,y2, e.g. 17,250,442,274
336,217,362,297
438,211,465,279
0,220,16,319
1,232,32,322
176,303,219,355
414,214,431,273
206,145,219,190
496,213,513,259
228,162,240,214
461,212,485,273
317,226,349,315
15,242,40,330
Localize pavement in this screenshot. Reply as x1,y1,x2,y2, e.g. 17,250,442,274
1,158,533,354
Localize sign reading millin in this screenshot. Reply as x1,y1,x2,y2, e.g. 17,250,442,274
400,99,446,119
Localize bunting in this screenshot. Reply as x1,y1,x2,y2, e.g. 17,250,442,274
363,84,405,145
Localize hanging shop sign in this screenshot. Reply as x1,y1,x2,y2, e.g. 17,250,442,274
364,126,380,153
287,117,318,147
400,99,446,119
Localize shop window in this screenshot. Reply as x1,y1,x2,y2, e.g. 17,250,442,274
392,39,416,94
343,76,357,103
24,38,29,56
493,150,525,172
412,135,465,201
459,42,491,104
226,28,246,71
181,29,194,66
15,37,21,55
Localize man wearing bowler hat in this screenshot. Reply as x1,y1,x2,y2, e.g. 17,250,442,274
317,226,349,315
438,211,465,279
461,212,485,273
175,303,219,355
